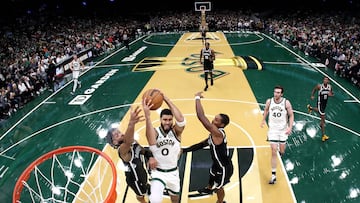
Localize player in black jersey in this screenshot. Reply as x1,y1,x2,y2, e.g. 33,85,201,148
307,76,334,142
200,42,215,91
106,106,157,203
182,92,233,203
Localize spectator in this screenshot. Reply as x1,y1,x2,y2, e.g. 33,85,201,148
54,66,65,92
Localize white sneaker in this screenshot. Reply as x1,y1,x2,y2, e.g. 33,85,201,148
269,175,276,184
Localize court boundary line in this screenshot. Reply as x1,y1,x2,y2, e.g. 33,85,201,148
0,104,130,157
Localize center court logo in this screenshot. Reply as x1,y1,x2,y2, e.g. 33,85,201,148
68,69,119,105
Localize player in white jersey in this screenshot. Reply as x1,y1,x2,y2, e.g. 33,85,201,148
142,90,186,203
261,85,294,184
70,55,84,95
200,25,207,44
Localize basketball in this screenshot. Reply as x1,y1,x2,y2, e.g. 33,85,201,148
142,89,164,110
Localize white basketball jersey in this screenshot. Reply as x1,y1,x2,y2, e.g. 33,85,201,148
151,127,181,169
268,97,288,131
72,59,81,71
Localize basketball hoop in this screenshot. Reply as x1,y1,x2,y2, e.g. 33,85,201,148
195,2,211,32
13,146,117,203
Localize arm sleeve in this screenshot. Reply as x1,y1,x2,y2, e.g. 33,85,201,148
182,139,208,153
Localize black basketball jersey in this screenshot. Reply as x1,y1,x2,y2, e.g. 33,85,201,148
207,128,232,167
202,48,213,62
318,83,332,105
119,142,146,181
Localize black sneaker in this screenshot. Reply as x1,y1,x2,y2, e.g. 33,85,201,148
146,183,151,195
204,85,208,91
211,79,213,86
197,187,213,194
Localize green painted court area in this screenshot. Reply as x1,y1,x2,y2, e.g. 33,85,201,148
1,32,359,203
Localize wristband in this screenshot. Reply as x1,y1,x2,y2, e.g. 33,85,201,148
176,119,186,127
195,96,201,100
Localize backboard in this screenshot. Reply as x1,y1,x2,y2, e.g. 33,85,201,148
194,1,211,12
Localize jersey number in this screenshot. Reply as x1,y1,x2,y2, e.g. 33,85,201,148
272,112,281,117
161,148,169,156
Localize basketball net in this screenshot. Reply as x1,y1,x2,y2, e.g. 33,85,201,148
13,146,117,203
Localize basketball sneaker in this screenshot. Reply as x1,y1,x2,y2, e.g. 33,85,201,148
269,175,276,184
197,187,213,195
322,134,329,142
146,183,151,195
204,84,208,91
307,104,312,113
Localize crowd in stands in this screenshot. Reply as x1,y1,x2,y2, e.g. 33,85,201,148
265,10,360,87
1,8,359,121
0,15,140,120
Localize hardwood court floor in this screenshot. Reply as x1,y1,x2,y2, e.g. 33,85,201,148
0,32,359,203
